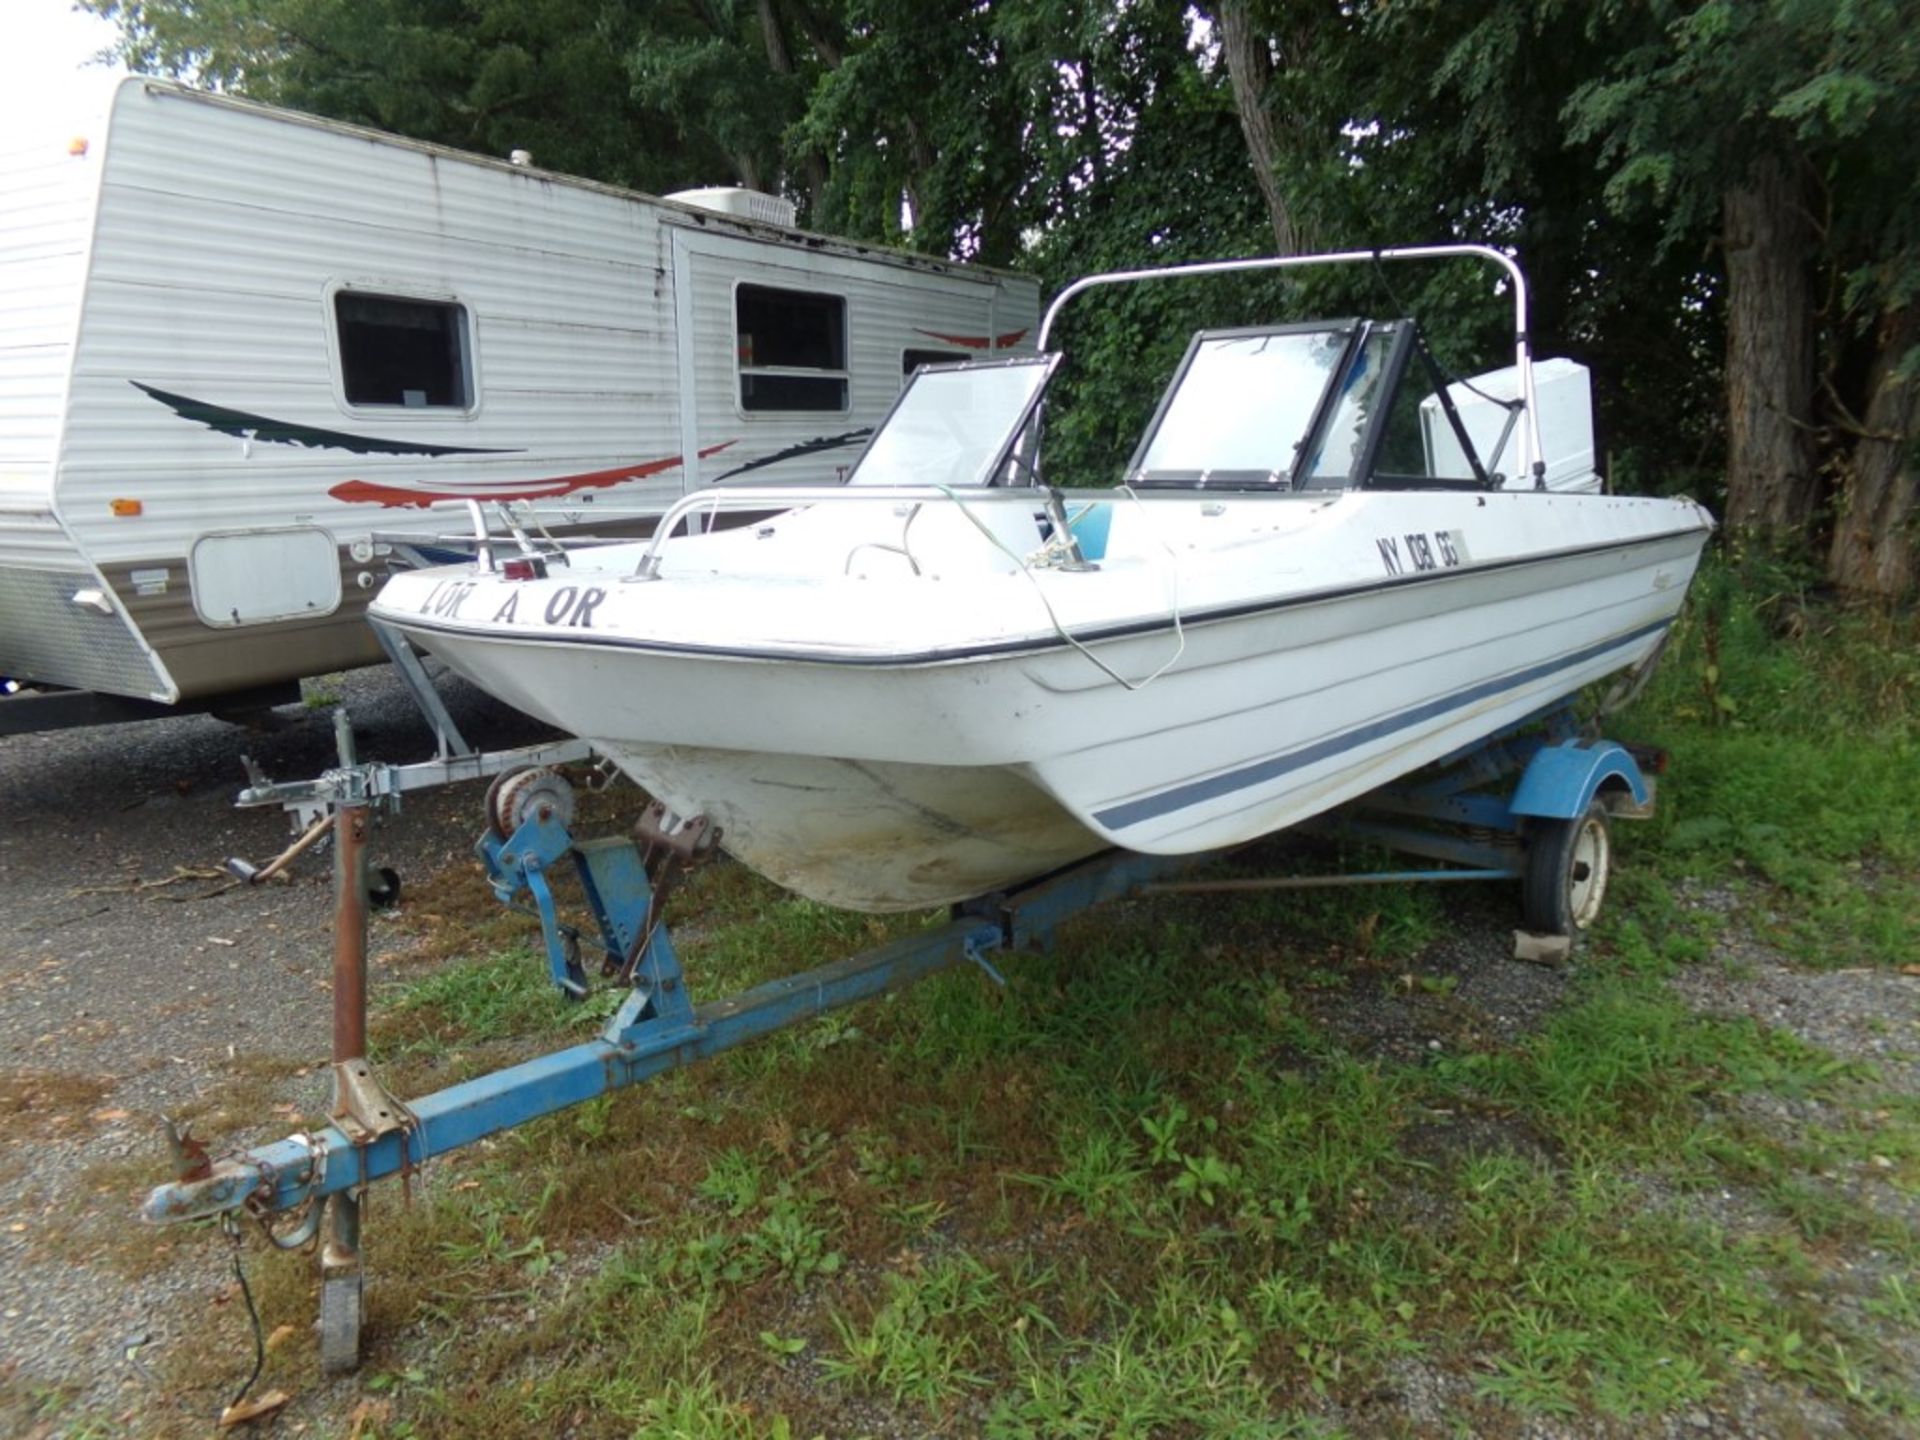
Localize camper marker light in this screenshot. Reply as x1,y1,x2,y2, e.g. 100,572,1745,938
70,137,90,157
110,498,144,517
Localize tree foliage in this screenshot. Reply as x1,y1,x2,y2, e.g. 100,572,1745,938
85,0,1920,593
1566,0,1920,590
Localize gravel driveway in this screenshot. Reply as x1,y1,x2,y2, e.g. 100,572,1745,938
0,669,553,1420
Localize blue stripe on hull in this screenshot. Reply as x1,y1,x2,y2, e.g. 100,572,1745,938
1091,618,1672,831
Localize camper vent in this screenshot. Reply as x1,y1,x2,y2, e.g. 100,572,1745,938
666,187,799,229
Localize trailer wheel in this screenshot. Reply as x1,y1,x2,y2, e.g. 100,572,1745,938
1522,799,1612,936
319,1270,362,1375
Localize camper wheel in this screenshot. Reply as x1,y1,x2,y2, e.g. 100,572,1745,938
1522,799,1612,937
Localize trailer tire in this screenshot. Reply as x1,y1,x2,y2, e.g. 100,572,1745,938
1522,799,1612,937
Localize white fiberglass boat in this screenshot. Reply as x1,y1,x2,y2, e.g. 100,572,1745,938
372,247,1713,911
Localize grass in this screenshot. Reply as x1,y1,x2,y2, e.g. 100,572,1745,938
1626,560,1920,968
0,1068,111,1142
46,558,1920,1438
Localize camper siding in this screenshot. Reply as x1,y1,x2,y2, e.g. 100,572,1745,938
0,116,102,521
0,106,172,699
58,82,686,573
672,228,1038,489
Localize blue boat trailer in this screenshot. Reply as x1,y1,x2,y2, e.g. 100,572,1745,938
141,698,1656,1373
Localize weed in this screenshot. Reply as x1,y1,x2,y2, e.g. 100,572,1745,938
1252,1273,1421,1391
1865,1274,1920,1328
1017,1125,1147,1219
822,1254,999,1411
629,1376,806,1440
1450,1157,1747,1415
849,1127,926,1191
695,1146,770,1217
1433,972,1856,1160
378,945,607,1055
745,1190,842,1288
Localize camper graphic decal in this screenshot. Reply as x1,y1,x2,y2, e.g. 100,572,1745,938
326,443,738,508
131,380,743,509
131,382,519,457
711,429,872,483
910,327,1030,351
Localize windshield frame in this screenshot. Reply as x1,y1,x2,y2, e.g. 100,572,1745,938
1121,320,1364,490
843,353,1061,490
1298,318,1413,491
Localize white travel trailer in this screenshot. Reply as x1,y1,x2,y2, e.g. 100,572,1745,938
0,78,1039,715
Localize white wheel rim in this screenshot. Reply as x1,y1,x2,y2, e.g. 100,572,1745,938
1567,815,1610,928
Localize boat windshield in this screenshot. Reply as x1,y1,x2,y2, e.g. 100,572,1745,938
1130,326,1355,484
846,357,1054,488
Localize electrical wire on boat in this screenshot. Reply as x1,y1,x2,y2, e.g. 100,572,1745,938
1366,254,1528,481
930,482,1187,692
505,499,568,559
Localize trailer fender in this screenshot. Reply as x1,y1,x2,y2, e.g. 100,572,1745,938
1507,741,1650,821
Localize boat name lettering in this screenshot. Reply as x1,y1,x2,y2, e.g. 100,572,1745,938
1377,530,1462,576
541,586,607,629
420,580,477,618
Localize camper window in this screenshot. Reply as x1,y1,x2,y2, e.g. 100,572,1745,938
335,292,472,409
736,284,848,411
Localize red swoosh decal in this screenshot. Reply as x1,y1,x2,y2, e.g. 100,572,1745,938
327,442,736,509
911,327,1030,351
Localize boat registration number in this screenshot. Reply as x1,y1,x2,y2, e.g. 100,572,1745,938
416,578,609,629
1376,529,1465,576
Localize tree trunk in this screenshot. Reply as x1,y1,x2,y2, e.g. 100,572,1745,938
1827,307,1919,596
757,0,827,215
1721,150,1817,541
1217,2,1295,255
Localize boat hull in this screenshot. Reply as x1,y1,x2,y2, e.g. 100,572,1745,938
380,501,1709,911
